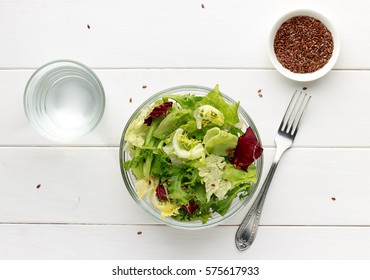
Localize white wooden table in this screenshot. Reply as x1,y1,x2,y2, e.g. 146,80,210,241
1,0,370,260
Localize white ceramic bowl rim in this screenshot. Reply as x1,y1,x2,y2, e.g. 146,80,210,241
268,9,340,82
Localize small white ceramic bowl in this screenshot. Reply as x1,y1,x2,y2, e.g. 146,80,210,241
268,9,340,82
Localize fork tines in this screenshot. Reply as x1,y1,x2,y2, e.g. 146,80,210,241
280,90,311,136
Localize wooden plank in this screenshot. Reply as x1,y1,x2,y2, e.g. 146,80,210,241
0,224,369,259
0,0,369,69
0,147,369,226
1,69,370,146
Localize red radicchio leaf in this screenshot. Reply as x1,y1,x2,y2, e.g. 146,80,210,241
144,102,173,126
181,200,199,215
229,127,263,171
156,184,169,201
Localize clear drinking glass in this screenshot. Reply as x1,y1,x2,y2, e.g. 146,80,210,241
24,60,105,142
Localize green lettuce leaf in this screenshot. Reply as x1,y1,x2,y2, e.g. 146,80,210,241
212,184,249,216
198,85,239,126
203,127,238,156
163,93,203,110
153,107,192,139
222,163,257,186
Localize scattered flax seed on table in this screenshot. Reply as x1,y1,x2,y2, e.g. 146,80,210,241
258,89,263,97
331,197,336,201
36,184,41,189
142,85,147,89
87,24,90,29
201,4,205,9
137,231,142,235
274,16,334,73
129,97,132,103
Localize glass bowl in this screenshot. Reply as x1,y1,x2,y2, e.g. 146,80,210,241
24,60,105,142
119,85,264,230
268,9,340,82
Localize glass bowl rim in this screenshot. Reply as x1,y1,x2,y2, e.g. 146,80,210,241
119,85,264,230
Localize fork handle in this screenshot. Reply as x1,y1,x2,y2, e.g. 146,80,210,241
235,151,283,251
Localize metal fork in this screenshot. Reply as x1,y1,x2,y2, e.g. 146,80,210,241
235,90,311,251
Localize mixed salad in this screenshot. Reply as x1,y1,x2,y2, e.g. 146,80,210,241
123,85,263,223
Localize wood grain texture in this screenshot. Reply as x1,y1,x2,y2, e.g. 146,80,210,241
1,147,369,226
0,224,369,259
2,69,370,147
0,0,369,69
1,0,370,260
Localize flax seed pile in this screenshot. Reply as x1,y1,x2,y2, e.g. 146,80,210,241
274,16,334,74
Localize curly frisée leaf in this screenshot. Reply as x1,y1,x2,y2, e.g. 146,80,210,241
162,93,203,110
172,128,205,160
193,105,224,129
124,85,263,224
212,185,248,216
